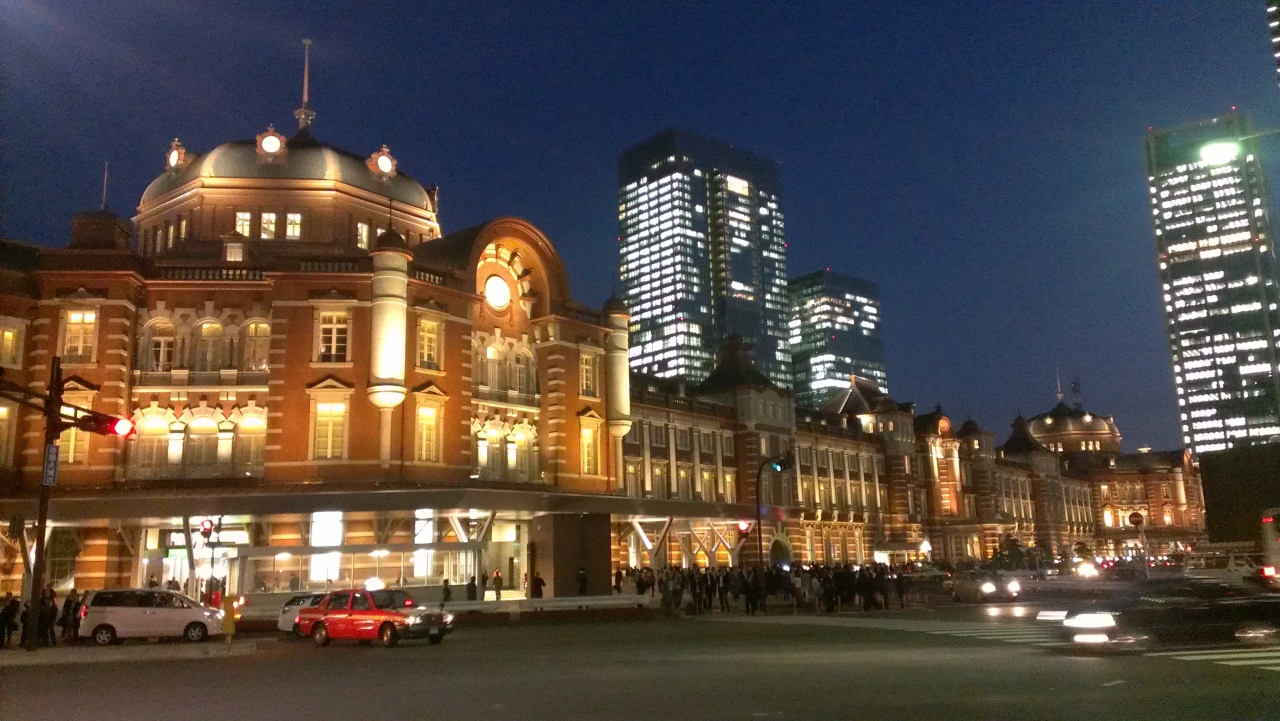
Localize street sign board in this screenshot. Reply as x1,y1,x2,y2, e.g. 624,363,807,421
41,444,59,487
1129,511,1144,527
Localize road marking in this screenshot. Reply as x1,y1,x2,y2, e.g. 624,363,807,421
1101,680,1126,687
1150,647,1280,660
1217,657,1280,667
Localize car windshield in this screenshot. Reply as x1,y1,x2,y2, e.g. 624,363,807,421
371,590,412,609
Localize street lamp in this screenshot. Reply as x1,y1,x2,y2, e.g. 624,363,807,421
754,451,793,568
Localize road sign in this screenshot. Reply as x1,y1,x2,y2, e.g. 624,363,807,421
41,443,59,487
1129,511,1144,527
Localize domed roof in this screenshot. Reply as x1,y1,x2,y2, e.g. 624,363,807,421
141,133,432,208
1026,401,1118,439
373,228,409,253
603,295,629,315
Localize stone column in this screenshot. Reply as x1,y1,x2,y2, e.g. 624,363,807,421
367,244,410,469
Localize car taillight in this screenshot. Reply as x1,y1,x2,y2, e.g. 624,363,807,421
79,606,88,619
1264,566,1276,578
294,615,300,624
404,599,413,608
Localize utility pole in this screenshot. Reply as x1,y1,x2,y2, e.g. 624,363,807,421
24,357,63,651
0,359,134,651
754,451,793,568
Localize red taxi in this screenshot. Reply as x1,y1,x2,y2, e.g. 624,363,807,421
296,589,451,648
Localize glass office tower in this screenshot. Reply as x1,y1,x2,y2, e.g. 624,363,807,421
789,269,887,409
618,128,790,386
1143,112,1280,455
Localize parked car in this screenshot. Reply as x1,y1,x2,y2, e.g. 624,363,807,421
945,571,1021,603
1062,579,1280,651
79,588,224,646
278,593,326,634
296,589,452,648
1182,553,1266,587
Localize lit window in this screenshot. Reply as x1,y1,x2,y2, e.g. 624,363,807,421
62,311,97,363
1,327,20,366
1103,506,1114,528
417,319,440,370
167,224,175,248
179,218,187,240
260,213,277,239
148,321,175,372
581,425,598,475
131,417,170,468
286,213,302,239
194,323,224,372
357,222,370,249
580,354,597,397
726,175,750,195
234,416,266,468
416,406,439,462
57,407,89,465
676,427,690,450
313,402,347,459
317,312,348,363
235,212,251,237
309,512,343,581
184,417,219,466
225,242,243,262
242,322,270,371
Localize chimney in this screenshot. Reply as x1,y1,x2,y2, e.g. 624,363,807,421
70,210,131,251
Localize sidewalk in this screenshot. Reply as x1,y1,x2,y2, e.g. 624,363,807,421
0,639,261,668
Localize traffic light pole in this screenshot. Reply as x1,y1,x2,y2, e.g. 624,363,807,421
755,458,770,569
24,357,62,651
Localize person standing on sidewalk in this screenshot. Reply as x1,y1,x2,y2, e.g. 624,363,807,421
57,590,80,641
492,570,503,601
0,593,17,647
221,593,237,646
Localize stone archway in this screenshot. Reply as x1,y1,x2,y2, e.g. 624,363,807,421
769,538,792,566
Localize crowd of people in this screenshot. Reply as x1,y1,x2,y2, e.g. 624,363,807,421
0,586,85,648
615,562,922,615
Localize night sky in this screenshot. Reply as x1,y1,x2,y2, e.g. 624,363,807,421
3,2,1277,451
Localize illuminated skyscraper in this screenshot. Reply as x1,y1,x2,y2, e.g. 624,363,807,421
1143,112,1280,455
788,269,886,409
618,128,790,386
1267,0,1280,87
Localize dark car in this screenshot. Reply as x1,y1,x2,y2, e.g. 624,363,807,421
945,571,1022,603
1062,580,1280,651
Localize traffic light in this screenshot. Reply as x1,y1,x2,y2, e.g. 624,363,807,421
736,520,752,533
769,451,794,473
73,411,134,437
199,519,214,541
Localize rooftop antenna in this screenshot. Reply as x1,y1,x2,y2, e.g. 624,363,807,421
100,161,109,211
294,39,315,133
1071,372,1083,409
1055,368,1063,403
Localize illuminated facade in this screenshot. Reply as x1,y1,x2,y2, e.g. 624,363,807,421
1144,112,1280,456
789,269,887,408
618,128,790,387
1268,0,1280,87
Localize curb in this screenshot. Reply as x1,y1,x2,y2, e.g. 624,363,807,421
1,640,260,667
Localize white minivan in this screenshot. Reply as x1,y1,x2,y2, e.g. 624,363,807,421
79,589,224,645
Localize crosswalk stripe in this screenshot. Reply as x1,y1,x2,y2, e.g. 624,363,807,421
1168,651,1280,662
1218,658,1280,667
931,629,1046,637
1148,646,1280,658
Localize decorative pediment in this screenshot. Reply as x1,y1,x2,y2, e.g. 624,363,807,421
61,377,100,393
306,375,355,392
413,299,449,314
58,287,106,302
411,380,449,399
577,408,604,420
308,288,357,302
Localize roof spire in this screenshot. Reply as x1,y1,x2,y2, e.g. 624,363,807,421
294,39,316,134
1055,368,1063,403
100,161,109,211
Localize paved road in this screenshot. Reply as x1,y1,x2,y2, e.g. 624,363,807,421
4,607,1279,720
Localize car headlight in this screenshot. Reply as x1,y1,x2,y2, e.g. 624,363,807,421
1064,613,1116,629
1007,580,1021,594
442,613,454,625
409,615,423,624
980,582,997,594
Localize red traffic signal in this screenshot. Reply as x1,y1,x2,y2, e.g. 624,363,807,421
199,519,214,540
737,520,752,533
73,412,134,437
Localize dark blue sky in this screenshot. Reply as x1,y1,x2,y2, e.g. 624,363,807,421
3,2,1277,450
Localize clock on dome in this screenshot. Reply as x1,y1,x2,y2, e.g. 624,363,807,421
165,139,187,170
256,125,288,162
367,145,397,179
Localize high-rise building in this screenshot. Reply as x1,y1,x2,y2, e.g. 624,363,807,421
618,128,790,386
1143,111,1280,455
1267,1,1280,87
788,269,887,408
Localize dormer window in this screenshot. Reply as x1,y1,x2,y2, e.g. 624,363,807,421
286,213,302,240
357,222,370,249
261,213,276,239
225,242,244,262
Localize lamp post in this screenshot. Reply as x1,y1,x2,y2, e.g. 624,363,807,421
754,451,793,568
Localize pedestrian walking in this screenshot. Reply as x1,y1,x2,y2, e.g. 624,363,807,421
531,571,546,599
441,579,452,604
465,576,478,601
576,567,589,596
492,570,503,601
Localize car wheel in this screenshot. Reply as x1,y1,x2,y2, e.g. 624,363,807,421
92,624,117,647
379,623,399,648
183,622,208,643
951,591,960,602
1235,623,1279,644
292,622,304,638
312,622,330,647
427,631,443,645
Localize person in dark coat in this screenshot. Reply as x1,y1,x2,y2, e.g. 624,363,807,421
531,571,546,599
58,590,80,640
576,567,588,596
441,579,452,604
39,593,59,647
465,576,477,601
0,593,17,647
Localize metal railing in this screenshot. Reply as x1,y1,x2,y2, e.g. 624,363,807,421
299,261,361,273
125,463,265,481
133,369,269,387
473,386,539,408
156,267,266,282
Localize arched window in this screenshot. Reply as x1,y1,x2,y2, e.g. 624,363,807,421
132,417,171,467
1102,506,1114,528
233,416,266,469
482,345,503,389
512,354,529,394
193,323,224,372
184,418,219,466
1162,504,1174,526
147,321,175,372
242,322,270,372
